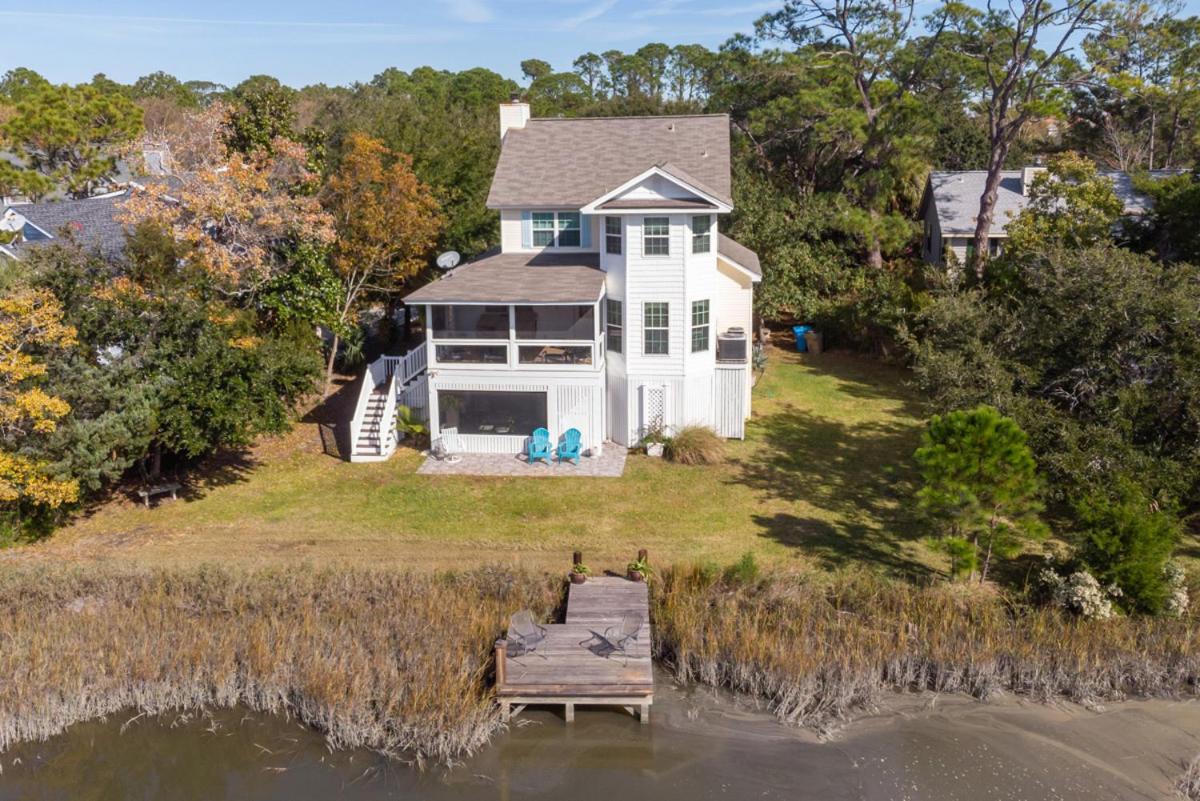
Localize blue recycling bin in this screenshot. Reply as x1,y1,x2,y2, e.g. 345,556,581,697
792,325,813,352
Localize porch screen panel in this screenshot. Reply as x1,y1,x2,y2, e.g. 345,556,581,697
437,390,548,436
431,305,509,339
514,305,595,340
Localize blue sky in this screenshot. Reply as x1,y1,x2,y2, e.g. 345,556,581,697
0,1,780,87
3,0,1200,89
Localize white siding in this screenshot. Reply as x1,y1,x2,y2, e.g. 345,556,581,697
613,174,703,203
714,258,753,338
624,214,688,376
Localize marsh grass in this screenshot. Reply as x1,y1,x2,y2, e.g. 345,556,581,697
0,564,561,765
653,566,1200,734
1180,755,1200,800
4,562,1197,766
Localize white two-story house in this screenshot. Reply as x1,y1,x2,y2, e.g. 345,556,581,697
348,100,761,461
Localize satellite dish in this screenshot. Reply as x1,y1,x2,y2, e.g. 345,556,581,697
436,251,461,270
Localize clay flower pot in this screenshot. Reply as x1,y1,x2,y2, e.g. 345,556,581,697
570,572,587,584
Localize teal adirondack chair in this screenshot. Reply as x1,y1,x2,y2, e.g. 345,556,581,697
528,427,553,465
557,428,582,465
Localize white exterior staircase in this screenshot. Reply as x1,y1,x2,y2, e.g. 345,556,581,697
348,348,428,463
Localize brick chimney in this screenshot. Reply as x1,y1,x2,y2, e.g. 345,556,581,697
499,94,530,141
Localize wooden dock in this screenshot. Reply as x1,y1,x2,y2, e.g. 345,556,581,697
496,575,653,723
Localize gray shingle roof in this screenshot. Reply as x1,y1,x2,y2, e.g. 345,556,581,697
925,169,1185,235
404,251,605,304
717,233,761,277
487,114,732,209
2,192,130,260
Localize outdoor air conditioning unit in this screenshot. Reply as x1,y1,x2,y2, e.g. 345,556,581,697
716,327,748,363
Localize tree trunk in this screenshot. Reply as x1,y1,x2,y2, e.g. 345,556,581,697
867,230,884,270
149,441,162,481
980,517,997,584
1148,107,1156,170
1166,108,1181,168
971,142,1011,281
970,532,980,583
323,332,340,397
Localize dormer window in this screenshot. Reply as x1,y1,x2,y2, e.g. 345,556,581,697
532,211,581,248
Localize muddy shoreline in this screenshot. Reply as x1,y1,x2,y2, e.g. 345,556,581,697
2,671,1196,800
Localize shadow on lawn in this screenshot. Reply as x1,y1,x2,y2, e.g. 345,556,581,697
301,373,362,461
737,357,931,578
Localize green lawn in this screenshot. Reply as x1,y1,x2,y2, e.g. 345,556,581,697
31,348,939,576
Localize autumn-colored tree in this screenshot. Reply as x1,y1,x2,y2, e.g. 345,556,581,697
0,289,79,512
121,134,334,294
320,133,443,391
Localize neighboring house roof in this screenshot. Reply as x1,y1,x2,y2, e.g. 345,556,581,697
717,233,761,279
404,251,606,304
923,169,1185,236
487,114,732,209
1,191,131,261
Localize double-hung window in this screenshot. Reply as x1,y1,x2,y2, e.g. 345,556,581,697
644,302,669,355
643,216,670,256
531,211,581,248
691,300,710,352
605,216,622,254
691,215,711,254
606,298,623,353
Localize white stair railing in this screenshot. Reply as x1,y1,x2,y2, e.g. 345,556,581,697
379,369,400,456
348,357,389,457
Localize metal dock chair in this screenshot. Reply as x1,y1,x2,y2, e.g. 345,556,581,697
509,609,548,661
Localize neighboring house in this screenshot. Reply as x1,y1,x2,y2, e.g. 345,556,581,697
918,167,1183,266
349,100,761,462
0,190,132,261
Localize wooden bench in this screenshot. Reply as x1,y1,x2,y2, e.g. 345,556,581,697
137,482,181,508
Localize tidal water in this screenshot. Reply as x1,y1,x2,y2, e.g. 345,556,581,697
2,672,1197,800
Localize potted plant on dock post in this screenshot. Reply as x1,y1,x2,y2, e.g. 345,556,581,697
627,549,652,583
570,562,590,584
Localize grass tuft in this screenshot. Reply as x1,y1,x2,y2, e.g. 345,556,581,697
665,425,726,465
1180,755,1200,800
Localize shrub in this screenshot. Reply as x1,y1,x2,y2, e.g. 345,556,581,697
914,405,1045,581
665,425,725,465
723,552,760,585
1076,481,1180,614
1039,568,1119,621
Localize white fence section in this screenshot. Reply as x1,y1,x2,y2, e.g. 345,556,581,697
712,365,747,439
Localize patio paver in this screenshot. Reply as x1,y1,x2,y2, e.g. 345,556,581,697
417,443,626,477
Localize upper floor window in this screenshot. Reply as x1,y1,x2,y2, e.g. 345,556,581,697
691,300,710,352
606,298,623,353
532,211,581,248
605,216,622,254
692,215,711,254
643,216,670,256
644,302,669,355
